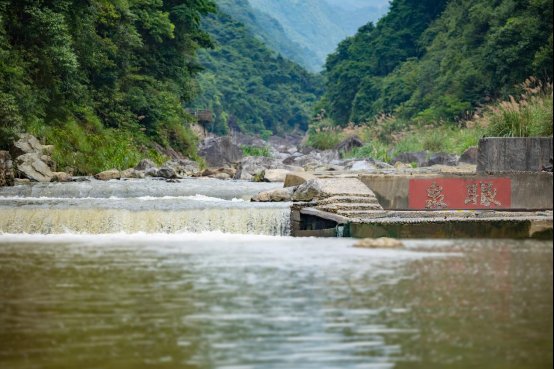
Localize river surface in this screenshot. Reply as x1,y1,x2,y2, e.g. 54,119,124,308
0,179,552,369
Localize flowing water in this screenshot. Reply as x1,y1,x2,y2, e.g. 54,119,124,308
0,179,290,235
0,180,552,369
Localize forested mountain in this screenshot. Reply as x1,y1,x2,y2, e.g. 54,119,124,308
0,0,214,167
248,0,386,70
324,0,389,35
323,0,554,125
215,0,320,72
192,6,323,135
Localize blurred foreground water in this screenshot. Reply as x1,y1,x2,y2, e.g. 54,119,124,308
0,180,552,369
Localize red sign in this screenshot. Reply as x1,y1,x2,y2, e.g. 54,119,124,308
409,178,512,210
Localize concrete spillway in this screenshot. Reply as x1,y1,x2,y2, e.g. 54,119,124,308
0,179,291,236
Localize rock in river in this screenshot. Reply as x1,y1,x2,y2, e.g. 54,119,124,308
199,137,243,168
0,151,15,187
94,169,121,181
252,187,295,202
15,153,54,182
354,238,404,249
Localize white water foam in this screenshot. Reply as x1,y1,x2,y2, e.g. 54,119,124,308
0,195,245,202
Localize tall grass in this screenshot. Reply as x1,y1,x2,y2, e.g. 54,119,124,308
478,78,553,137
344,141,392,162
305,118,345,150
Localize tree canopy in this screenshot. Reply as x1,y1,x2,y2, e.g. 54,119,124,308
323,0,553,126
192,5,323,135
0,0,215,156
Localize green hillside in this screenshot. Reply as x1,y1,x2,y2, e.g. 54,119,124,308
192,8,323,135
0,0,215,173
323,0,553,126
215,0,320,71
248,0,386,70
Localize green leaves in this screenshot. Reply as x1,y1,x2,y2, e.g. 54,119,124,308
322,0,553,126
192,8,323,135
0,0,216,160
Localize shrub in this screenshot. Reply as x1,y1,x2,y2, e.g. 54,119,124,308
479,78,553,137
28,118,166,175
242,145,271,157
345,141,391,162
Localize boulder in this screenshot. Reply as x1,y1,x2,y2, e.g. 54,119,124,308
371,159,394,169
157,166,177,179
121,168,145,179
284,150,340,170
15,153,54,182
282,152,304,165
263,169,292,183
50,172,72,183
292,179,324,202
12,133,44,157
460,147,478,164
200,167,237,180
94,169,121,181
145,167,160,177
213,173,231,180
392,151,429,167
40,154,56,171
290,155,323,169
314,164,346,172
135,159,157,171
199,136,243,167
292,178,377,202
315,150,341,163
236,156,298,181
354,238,404,249
427,153,459,167
164,159,200,177
0,151,15,187
394,162,412,169
252,187,295,202
348,160,377,172
284,172,316,188
336,136,363,154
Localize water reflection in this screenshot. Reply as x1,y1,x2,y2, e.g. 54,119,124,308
0,236,551,369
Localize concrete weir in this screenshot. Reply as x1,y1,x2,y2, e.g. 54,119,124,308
287,173,554,240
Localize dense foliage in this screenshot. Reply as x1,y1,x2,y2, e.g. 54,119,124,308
0,0,215,172
192,8,323,135
323,0,554,126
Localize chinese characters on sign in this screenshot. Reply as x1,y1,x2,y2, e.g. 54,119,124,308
426,182,448,209
409,178,511,210
480,182,502,207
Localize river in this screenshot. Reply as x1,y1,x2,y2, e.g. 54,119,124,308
0,179,552,369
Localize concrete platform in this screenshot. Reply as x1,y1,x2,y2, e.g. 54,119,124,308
360,172,553,210
291,206,553,240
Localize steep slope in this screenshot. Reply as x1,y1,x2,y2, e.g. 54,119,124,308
193,10,323,135
248,0,386,70
215,0,320,71
323,0,553,125
0,0,214,173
